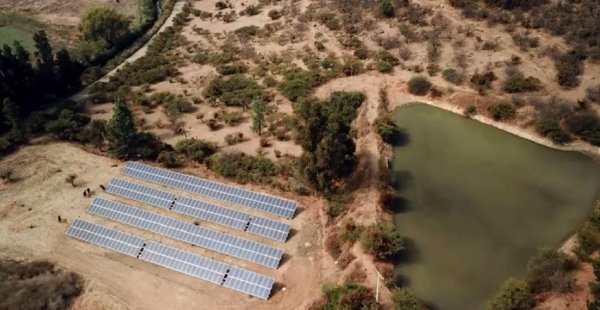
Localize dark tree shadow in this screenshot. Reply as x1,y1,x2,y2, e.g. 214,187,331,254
390,170,414,192
388,128,410,147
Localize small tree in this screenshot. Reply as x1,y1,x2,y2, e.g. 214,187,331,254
360,224,405,260
79,8,132,47
251,99,266,136
392,288,425,310
378,0,395,18
106,100,138,158
487,278,534,310
407,76,432,95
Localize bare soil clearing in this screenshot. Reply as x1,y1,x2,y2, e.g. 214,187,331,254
0,142,332,309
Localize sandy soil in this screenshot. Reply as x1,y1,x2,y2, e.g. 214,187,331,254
0,142,333,309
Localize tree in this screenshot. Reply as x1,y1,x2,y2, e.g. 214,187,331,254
2,98,19,133
106,100,138,158
360,224,405,260
79,8,132,47
33,30,55,99
378,0,395,17
407,76,432,95
250,99,266,136
392,288,425,310
526,249,575,293
54,49,82,95
487,278,534,310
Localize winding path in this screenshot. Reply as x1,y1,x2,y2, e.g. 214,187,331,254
70,1,185,102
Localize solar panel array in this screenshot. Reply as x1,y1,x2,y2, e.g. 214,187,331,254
106,178,291,242
66,220,275,299
89,197,283,269
122,161,297,218
223,266,275,300
67,219,144,257
139,240,228,285
106,178,175,209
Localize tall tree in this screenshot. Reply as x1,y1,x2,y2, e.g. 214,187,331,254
250,99,266,136
33,30,55,100
2,98,19,132
106,100,138,158
79,8,132,47
55,49,82,94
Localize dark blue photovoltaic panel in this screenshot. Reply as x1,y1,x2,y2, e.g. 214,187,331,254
223,266,274,300
66,219,144,257
89,197,283,269
247,216,291,242
122,161,297,218
173,196,249,231
106,178,175,209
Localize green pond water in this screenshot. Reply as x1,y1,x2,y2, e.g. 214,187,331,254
391,104,600,310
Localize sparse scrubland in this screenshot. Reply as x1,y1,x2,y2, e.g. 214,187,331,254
0,0,599,309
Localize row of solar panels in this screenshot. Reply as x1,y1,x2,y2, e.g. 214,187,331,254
67,219,273,299
89,197,283,269
107,178,291,242
122,161,297,219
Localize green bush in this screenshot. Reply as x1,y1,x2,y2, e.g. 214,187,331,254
378,0,395,17
535,117,572,144
278,69,322,102
209,152,278,183
152,92,194,117
564,111,600,146
339,220,363,243
174,138,218,162
526,249,576,293
354,46,370,59
487,278,534,310
360,224,405,260
442,68,463,84
471,70,497,91
203,74,264,107
157,151,182,167
322,283,376,310
503,72,541,93
374,116,404,144
555,50,585,88
392,288,425,310
488,102,516,120
216,62,248,75
407,76,432,95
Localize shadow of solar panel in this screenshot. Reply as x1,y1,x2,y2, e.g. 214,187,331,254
66,219,144,257
106,178,175,209
139,241,228,285
223,266,274,300
173,196,249,231
89,197,283,269
247,216,291,242
122,161,297,218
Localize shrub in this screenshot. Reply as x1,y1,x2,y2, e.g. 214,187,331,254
325,191,352,218
209,152,278,183
268,9,282,20
392,288,425,310
216,62,248,75
174,138,218,162
360,224,405,260
263,75,277,87
224,132,244,145
442,68,463,84
321,283,376,310
157,151,182,167
378,0,395,17
488,102,516,120
564,112,600,146
234,25,259,39
464,105,477,117
407,76,432,95
203,74,264,107
354,46,370,59
155,93,194,117
278,69,322,102
487,278,534,310
339,220,363,243
555,50,585,88
503,71,541,93
535,117,572,144
471,70,497,91
374,117,403,144
0,260,83,310
241,5,261,16
526,249,576,293
586,84,600,103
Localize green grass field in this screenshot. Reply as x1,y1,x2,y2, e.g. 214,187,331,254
0,12,40,51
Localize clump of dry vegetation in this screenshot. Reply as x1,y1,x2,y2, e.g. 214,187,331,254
0,260,84,310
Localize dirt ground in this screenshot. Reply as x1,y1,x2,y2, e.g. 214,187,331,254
0,142,335,309
0,0,140,48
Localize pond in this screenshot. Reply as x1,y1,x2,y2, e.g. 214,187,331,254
391,104,600,310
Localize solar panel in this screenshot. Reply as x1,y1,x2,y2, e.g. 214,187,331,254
89,197,283,269
247,216,291,242
67,220,274,299
106,178,175,209
139,241,228,285
122,161,297,218
66,219,144,257
105,178,291,242
223,266,274,300
173,196,249,231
